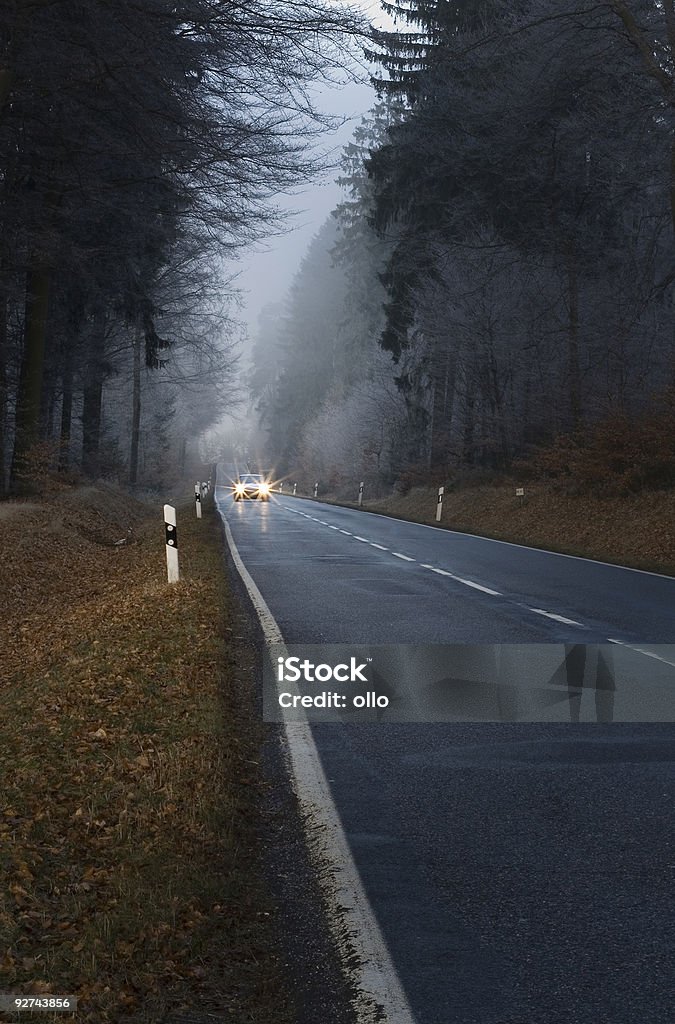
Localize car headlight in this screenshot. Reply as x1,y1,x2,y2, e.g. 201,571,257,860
235,484,245,494
259,482,270,494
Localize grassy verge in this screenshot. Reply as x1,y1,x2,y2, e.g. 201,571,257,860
0,483,294,1023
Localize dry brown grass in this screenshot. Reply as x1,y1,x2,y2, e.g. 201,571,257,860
0,483,294,1023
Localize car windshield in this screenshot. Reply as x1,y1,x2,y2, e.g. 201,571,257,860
240,475,261,483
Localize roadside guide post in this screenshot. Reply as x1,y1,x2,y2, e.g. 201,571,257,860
195,482,202,519
164,505,179,583
358,481,364,507
293,482,297,496
279,481,284,493
516,486,524,506
436,485,444,522
314,482,318,498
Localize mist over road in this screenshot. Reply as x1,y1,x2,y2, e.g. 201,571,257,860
216,485,675,1024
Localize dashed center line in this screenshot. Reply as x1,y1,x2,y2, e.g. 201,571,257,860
608,640,675,668
530,608,583,626
422,564,501,594
455,578,502,596
281,503,603,640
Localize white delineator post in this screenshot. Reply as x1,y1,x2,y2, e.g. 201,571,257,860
293,482,297,496
314,482,318,498
436,485,444,522
279,481,284,493
164,504,179,583
358,481,364,507
195,482,202,518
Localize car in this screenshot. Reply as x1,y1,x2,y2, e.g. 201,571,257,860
232,473,271,501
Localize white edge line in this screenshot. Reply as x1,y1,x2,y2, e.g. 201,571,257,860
354,536,369,542
392,552,415,561
217,498,416,1024
370,543,388,551
339,530,352,536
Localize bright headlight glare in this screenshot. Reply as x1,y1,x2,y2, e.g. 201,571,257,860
259,483,270,493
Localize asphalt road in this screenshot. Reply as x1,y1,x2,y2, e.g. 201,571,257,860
221,492,675,644
216,487,675,1024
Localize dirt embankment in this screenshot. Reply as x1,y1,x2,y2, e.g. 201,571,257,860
0,482,294,1024
356,483,675,576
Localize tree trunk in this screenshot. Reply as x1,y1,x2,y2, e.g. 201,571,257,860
81,371,103,477
566,245,582,431
59,347,73,470
0,288,7,493
10,262,50,492
461,350,476,466
81,312,106,477
430,343,457,469
129,328,142,486
0,285,8,493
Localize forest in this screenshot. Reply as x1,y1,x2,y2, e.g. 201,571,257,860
0,0,363,494
250,0,675,497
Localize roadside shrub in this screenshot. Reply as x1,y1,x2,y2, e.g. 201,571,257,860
528,392,675,495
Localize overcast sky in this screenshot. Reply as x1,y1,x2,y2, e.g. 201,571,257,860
230,2,392,341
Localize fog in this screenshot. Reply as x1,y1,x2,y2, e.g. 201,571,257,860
233,83,375,337
230,1,392,340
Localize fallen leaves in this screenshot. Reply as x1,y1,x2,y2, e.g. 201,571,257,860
0,483,294,1024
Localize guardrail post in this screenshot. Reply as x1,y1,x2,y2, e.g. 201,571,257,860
164,504,179,583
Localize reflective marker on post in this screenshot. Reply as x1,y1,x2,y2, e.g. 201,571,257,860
358,481,364,507
293,482,297,495
164,504,179,583
436,485,444,522
279,481,284,493
195,482,202,519
314,482,318,498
